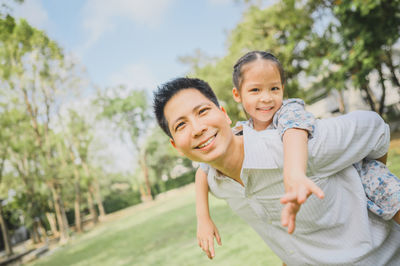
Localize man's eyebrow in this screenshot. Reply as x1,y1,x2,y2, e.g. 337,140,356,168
171,102,210,129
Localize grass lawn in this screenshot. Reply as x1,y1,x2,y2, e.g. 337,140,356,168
30,133,400,266
388,131,400,176
30,185,281,266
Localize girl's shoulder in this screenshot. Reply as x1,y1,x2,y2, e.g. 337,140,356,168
232,120,252,135
282,98,305,107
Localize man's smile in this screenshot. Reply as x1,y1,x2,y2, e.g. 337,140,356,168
195,133,218,150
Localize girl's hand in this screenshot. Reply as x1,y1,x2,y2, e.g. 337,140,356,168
197,217,222,259
280,174,324,233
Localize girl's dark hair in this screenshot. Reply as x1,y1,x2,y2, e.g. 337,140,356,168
232,51,285,90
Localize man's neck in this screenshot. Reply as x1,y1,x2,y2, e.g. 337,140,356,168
209,135,244,185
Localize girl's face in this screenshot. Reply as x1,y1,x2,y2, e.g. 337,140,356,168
232,59,283,131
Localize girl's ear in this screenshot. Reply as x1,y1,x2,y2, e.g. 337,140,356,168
170,139,184,156
232,87,242,103
220,106,232,125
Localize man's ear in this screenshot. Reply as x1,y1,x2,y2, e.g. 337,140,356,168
232,87,241,103
170,138,184,156
220,106,232,125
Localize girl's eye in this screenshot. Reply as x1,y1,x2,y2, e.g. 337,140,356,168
271,87,280,91
175,121,185,131
250,88,259,92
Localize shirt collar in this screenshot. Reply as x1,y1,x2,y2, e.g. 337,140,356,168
242,124,279,170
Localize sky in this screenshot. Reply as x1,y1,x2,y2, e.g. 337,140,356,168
9,0,248,173
11,0,246,92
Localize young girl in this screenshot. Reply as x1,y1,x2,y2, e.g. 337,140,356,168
195,51,400,259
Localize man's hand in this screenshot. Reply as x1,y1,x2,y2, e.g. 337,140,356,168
197,217,222,259
280,174,324,234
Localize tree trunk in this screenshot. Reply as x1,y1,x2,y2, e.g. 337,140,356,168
0,202,13,256
49,182,69,243
36,218,48,245
82,162,106,218
74,178,82,233
87,186,98,224
377,64,387,115
94,178,106,219
337,89,346,114
140,152,152,201
385,49,400,89
69,149,82,233
32,223,40,244
45,212,59,237
361,83,378,112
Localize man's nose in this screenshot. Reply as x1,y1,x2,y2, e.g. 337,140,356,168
192,120,207,137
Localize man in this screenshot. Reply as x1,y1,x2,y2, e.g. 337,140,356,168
153,77,400,265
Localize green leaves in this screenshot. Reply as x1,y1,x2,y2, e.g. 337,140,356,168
186,0,399,117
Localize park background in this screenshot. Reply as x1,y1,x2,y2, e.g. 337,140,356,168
0,0,399,265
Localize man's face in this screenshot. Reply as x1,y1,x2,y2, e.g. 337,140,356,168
164,88,233,163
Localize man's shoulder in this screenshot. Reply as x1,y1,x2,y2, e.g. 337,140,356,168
242,125,283,169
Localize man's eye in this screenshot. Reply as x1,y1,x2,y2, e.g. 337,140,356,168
199,108,209,115
250,88,259,92
175,122,185,131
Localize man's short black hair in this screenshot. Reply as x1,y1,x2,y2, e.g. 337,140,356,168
153,77,220,138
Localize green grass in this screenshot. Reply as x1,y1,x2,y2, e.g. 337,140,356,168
30,186,281,266
388,132,400,176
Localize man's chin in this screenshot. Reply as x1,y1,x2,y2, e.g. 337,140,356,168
189,152,220,164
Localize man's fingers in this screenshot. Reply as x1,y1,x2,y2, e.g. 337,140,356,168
280,192,297,204
209,238,215,258
215,229,222,246
202,240,211,258
309,182,325,199
281,204,290,227
297,187,309,204
287,213,296,234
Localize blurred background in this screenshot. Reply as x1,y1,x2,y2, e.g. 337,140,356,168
0,0,399,265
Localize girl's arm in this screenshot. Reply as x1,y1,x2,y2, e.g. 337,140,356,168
281,128,324,234
273,99,324,233
195,167,221,259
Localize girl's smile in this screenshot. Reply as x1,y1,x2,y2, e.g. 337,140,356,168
233,59,284,131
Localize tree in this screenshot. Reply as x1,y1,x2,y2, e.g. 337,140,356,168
144,127,193,194
96,86,153,201
186,0,400,119
184,0,315,123
306,0,400,115
0,16,82,243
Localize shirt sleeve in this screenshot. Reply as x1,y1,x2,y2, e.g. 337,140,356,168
199,162,210,173
308,110,390,177
273,99,316,140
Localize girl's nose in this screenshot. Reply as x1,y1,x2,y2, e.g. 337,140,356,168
260,91,272,102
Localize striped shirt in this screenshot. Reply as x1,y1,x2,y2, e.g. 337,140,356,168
207,111,400,265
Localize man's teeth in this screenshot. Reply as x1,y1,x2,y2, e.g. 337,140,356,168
198,136,214,148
